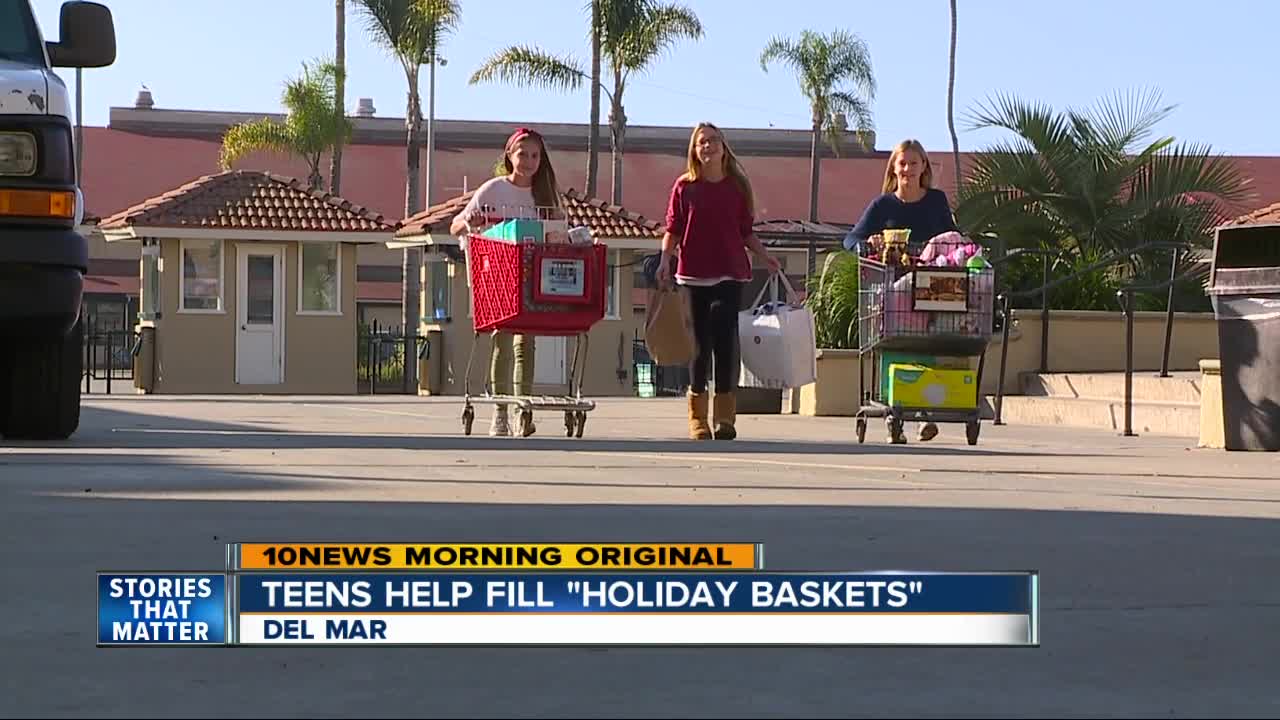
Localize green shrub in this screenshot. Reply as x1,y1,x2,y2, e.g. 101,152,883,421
806,251,860,349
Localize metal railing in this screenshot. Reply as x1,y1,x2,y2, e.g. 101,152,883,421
988,247,1066,375
1115,256,1209,437
991,241,1196,426
83,329,139,394
357,322,428,395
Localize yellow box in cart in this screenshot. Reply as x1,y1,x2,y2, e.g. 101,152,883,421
886,364,978,410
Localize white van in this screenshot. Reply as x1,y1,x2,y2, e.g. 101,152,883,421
0,0,116,439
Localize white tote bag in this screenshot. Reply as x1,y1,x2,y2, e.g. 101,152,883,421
739,274,817,389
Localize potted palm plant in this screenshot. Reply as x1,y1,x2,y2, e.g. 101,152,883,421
796,250,866,415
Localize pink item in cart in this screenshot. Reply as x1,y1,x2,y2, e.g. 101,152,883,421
884,273,929,334
920,231,968,265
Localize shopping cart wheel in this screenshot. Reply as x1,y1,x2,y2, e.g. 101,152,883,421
461,406,475,436
574,411,587,438
966,419,981,446
564,411,576,437
855,417,867,444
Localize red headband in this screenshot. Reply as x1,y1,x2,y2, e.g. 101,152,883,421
506,127,541,149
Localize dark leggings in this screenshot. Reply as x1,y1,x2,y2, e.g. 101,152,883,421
687,281,743,394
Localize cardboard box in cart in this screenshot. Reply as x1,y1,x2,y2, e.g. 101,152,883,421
886,364,978,411
878,351,971,402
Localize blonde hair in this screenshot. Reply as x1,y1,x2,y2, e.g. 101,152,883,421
883,139,934,193
684,122,755,216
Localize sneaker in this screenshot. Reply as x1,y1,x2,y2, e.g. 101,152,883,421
918,422,939,442
519,415,537,438
489,408,512,437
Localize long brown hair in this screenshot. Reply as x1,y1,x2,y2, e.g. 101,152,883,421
882,139,934,193
684,122,755,216
501,128,561,213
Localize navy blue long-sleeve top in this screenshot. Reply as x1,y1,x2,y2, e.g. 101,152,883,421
843,188,958,252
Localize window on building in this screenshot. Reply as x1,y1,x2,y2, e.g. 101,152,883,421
180,239,222,312
605,250,620,319
300,242,340,313
141,249,161,320
429,260,451,320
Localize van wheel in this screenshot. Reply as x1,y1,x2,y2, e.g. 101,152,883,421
2,320,83,440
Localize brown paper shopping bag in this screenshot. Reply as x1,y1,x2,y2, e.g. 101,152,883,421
644,288,697,366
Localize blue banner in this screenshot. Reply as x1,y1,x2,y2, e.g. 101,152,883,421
98,573,227,645
236,572,1033,614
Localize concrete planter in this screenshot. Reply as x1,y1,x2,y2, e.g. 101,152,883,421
797,349,868,416
1198,359,1224,449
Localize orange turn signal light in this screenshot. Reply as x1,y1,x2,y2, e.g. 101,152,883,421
0,189,76,219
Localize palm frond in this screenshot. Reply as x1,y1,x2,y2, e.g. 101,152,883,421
826,90,873,154
614,2,703,73
762,28,877,145
1088,86,1176,155
759,36,804,74
351,0,460,71
469,45,588,92
219,118,294,170
825,29,876,100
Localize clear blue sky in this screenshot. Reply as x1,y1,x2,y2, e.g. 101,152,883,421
30,0,1280,155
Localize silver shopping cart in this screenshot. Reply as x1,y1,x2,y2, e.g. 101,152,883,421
854,256,997,445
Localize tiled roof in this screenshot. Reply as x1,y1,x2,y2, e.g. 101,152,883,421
753,219,851,236
395,187,663,240
562,189,663,239
395,193,471,238
100,170,394,233
1228,200,1280,227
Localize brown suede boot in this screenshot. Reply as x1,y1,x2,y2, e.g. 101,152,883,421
687,391,712,440
713,392,737,440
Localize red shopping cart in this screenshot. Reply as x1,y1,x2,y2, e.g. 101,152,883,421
460,230,609,437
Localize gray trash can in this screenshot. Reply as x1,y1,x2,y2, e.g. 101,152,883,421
1208,225,1280,451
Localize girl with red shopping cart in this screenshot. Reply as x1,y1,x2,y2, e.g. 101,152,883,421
450,127,563,437
656,122,782,441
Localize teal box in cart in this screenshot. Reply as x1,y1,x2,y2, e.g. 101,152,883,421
482,219,544,244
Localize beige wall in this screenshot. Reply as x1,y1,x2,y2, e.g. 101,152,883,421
357,242,404,267
145,237,359,394
985,309,1220,395
793,311,1222,415
421,248,642,397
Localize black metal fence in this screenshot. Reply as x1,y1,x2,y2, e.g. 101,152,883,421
357,321,426,394
83,328,139,394
632,338,688,397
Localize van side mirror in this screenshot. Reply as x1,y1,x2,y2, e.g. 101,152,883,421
45,1,116,68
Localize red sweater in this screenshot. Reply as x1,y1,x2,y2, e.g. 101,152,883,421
664,175,753,281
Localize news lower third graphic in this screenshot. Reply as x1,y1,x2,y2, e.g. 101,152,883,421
97,543,1040,647
97,573,227,645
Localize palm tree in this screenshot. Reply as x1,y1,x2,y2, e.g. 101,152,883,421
220,59,352,191
330,0,346,194
352,0,461,392
955,88,1252,289
760,29,876,276
470,0,702,205
947,0,961,192
588,0,602,198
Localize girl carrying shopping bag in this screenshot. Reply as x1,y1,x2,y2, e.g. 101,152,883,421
656,122,781,440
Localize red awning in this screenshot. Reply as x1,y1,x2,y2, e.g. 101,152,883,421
84,275,140,296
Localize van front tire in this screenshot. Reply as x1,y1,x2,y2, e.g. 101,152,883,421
2,319,83,440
